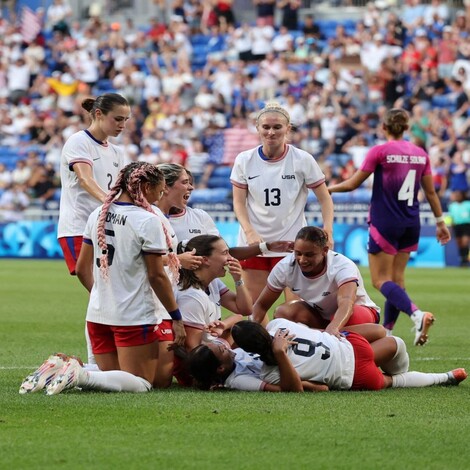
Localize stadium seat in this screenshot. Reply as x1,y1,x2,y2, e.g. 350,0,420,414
189,188,230,204
211,166,232,178
207,176,232,189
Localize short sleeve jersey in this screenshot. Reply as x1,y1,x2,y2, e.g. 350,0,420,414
267,251,379,320
176,278,229,343
224,348,266,391
83,202,167,326
360,140,432,227
58,130,124,237
230,145,325,254
169,207,219,242
261,319,355,390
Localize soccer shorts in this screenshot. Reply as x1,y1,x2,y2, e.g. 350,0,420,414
87,322,161,354
345,331,385,391
58,236,83,275
240,256,284,271
368,223,419,255
344,305,380,325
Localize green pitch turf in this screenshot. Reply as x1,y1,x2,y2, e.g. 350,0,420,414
0,259,469,469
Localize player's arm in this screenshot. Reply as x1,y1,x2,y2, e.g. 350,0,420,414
312,182,334,247
328,170,371,193
421,174,451,245
233,185,262,244
272,328,303,392
325,280,357,338
229,241,294,261
144,253,186,346
76,241,94,292
184,326,204,351
220,258,252,316
252,285,281,324
302,381,329,392
73,162,108,203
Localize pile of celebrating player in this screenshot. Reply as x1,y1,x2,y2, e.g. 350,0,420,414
19,95,467,395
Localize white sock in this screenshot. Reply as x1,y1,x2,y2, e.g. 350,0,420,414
82,370,152,392
381,336,409,375
385,328,393,337
392,371,450,388
83,363,100,372
85,325,97,365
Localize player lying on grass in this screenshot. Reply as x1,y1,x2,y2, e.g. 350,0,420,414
188,320,467,392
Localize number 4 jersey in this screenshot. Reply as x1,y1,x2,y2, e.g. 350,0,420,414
261,318,355,390
360,140,432,227
230,145,325,255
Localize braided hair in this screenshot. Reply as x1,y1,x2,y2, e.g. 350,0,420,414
96,162,180,280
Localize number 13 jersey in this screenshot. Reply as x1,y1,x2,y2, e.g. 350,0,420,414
230,145,325,253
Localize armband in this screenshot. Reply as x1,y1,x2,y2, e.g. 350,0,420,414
168,308,182,321
235,279,245,287
259,241,269,255
435,215,445,224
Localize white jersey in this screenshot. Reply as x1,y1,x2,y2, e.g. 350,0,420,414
224,348,266,391
230,145,325,256
268,251,379,320
152,205,178,322
261,319,355,390
83,202,168,326
176,278,229,343
169,206,219,242
58,130,124,238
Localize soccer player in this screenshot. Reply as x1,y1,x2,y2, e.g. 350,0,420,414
188,319,467,392
448,190,470,267
22,163,185,395
252,226,379,337
57,93,131,275
328,108,451,345
176,235,251,351
230,102,334,302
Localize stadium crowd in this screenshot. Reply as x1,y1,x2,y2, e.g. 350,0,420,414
0,0,470,221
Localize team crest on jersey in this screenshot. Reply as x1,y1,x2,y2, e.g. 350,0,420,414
281,175,296,179
113,162,119,167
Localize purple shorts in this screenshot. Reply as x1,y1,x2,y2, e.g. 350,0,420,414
368,222,420,255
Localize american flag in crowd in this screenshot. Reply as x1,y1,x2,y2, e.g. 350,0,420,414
20,6,42,43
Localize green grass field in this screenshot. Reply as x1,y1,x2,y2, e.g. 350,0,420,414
0,259,469,469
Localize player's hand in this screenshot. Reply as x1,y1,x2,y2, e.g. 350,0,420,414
227,257,243,279
436,224,451,245
272,328,297,354
172,320,186,346
205,320,226,338
324,324,343,339
178,249,203,270
245,230,263,245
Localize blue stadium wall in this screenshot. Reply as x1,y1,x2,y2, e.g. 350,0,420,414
0,219,460,267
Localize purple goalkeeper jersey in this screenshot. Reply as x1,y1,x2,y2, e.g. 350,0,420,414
360,140,432,227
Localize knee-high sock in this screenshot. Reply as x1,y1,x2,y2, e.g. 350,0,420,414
82,370,152,393
381,336,409,375
380,281,418,317
85,325,96,365
383,300,400,330
392,371,449,388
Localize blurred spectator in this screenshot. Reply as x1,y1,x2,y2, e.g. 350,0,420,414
278,0,301,31
46,0,73,36
253,0,276,27
0,163,12,189
0,183,30,222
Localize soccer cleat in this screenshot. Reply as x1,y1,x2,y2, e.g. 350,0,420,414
412,311,435,346
45,358,86,395
447,368,468,386
19,354,66,394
